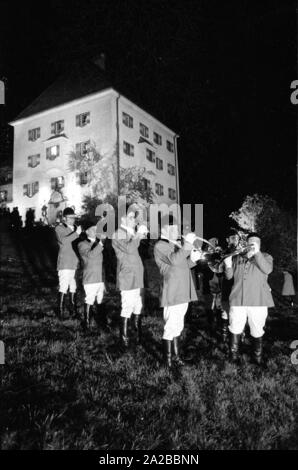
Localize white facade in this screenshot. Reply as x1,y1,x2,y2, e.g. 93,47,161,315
10,88,179,223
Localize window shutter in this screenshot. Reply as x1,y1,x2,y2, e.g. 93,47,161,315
86,113,90,124
56,145,60,157
76,115,80,127
60,121,64,132
28,130,32,141
34,182,39,195
46,148,50,159
37,128,40,139
28,156,32,168
75,171,81,184
23,184,28,196
51,123,55,134
80,172,88,185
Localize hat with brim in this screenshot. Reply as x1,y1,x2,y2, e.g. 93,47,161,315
63,207,76,217
86,225,97,239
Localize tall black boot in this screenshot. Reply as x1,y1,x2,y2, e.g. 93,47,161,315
163,339,172,368
120,317,129,348
172,336,185,366
207,308,216,334
133,314,142,344
58,292,65,318
97,303,110,331
229,333,241,363
252,336,263,365
83,303,91,329
221,319,229,343
69,292,78,317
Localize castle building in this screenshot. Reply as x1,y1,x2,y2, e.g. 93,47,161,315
9,59,180,224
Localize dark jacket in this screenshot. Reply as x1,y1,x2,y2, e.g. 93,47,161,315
112,227,144,290
154,238,198,307
78,239,104,284
55,223,79,270
225,251,274,307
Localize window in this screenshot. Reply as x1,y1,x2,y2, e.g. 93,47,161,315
146,148,155,163
123,141,134,157
167,140,174,152
28,154,40,168
168,188,176,200
0,190,7,202
156,157,163,170
143,178,150,191
140,123,149,138
76,140,90,156
51,120,64,135
122,112,133,128
51,176,65,190
23,182,39,198
28,128,40,142
46,145,60,161
76,112,90,127
155,183,164,196
80,172,89,185
168,163,175,175
153,132,162,145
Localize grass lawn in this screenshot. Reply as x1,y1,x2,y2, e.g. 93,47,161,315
0,217,297,450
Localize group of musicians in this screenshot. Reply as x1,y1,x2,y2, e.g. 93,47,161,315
55,206,274,368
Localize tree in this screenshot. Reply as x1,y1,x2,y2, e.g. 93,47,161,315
0,165,12,185
80,166,155,227
68,142,117,199
119,166,155,205
230,194,297,273
229,194,278,232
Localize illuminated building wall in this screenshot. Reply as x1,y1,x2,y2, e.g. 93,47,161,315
10,89,179,224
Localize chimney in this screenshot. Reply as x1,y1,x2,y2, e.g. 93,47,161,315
93,53,106,71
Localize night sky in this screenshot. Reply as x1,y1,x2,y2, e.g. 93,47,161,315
0,0,296,237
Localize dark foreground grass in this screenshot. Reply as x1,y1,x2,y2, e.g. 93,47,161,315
0,222,298,450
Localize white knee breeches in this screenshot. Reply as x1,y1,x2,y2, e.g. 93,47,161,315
163,303,188,341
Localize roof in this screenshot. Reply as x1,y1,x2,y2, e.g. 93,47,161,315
14,60,111,121
12,59,178,134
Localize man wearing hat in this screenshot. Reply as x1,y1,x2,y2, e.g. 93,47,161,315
154,216,202,367
223,232,274,365
55,207,81,317
78,225,105,329
220,230,241,340
112,210,148,347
